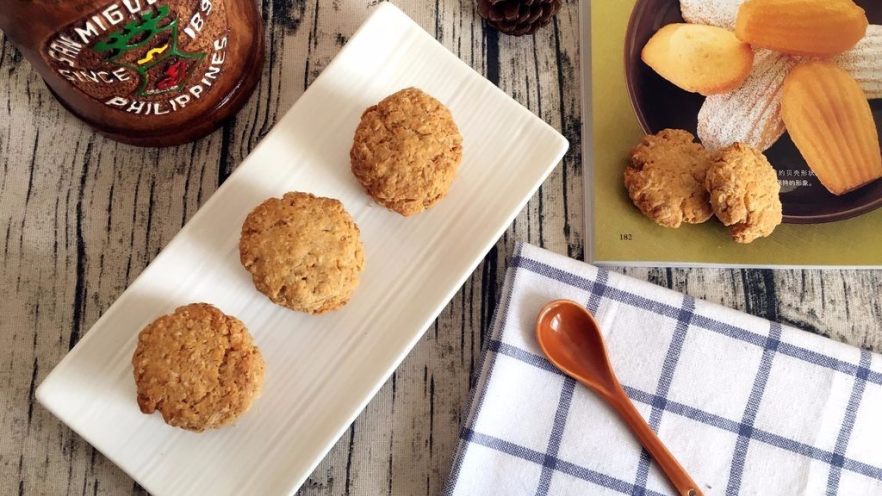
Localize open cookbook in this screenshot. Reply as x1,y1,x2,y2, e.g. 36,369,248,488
582,0,882,267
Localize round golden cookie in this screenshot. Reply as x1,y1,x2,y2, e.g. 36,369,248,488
239,192,365,313
350,87,463,216
132,303,265,432
625,129,714,228
705,143,782,243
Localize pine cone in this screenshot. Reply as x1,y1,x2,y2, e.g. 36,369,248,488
477,0,562,36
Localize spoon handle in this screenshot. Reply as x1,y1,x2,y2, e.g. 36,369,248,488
609,390,704,496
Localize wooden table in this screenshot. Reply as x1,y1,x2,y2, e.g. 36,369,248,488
2,1,880,494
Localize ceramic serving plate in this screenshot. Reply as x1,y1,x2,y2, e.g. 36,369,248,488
35,4,568,495
624,0,882,224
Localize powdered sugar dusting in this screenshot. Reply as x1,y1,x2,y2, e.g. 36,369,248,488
680,3,881,148
680,0,745,29
698,49,795,151
836,25,882,99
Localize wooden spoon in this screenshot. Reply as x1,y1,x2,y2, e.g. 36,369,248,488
535,299,703,496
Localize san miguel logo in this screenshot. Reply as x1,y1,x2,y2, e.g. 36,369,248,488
45,0,230,116
93,6,204,96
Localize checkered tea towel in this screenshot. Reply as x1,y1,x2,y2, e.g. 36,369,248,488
445,243,882,496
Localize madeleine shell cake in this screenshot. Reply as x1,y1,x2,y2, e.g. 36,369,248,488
239,192,365,314
735,0,868,57
641,23,753,96
698,49,794,152
836,24,882,100
781,61,882,196
680,0,745,29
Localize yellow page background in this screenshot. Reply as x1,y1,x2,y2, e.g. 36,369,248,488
591,0,882,266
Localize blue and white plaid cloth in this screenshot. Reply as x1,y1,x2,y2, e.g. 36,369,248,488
445,243,882,496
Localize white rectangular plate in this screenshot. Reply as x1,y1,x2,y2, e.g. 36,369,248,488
36,4,568,495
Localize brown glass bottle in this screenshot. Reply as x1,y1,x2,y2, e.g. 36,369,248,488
0,0,264,146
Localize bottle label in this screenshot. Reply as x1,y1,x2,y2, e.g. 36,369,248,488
43,0,230,116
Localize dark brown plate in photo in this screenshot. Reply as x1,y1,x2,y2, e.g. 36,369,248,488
624,0,882,224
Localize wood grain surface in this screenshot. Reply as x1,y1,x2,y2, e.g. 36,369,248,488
1,1,880,495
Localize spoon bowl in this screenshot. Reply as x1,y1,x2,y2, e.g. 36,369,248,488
536,299,703,496
536,300,620,396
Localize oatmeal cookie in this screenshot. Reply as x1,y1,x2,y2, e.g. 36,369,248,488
239,192,365,313
132,303,265,432
350,87,463,216
705,143,782,243
625,129,714,228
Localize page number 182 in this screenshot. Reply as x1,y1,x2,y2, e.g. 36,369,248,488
619,233,632,241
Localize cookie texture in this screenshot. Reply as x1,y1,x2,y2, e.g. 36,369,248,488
625,129,714,228
239,192,365,313
350,87,463,216
132,303,265,432
705,143,783,243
